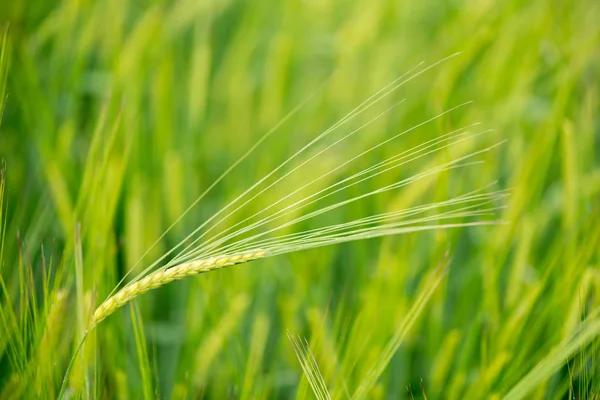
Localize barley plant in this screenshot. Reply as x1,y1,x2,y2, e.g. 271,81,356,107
1,0,600,399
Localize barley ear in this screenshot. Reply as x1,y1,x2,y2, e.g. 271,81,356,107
90,249,268,328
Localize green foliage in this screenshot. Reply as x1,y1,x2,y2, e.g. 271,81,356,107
0,0,600,399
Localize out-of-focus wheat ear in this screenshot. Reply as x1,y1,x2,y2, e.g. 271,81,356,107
90,249,268,328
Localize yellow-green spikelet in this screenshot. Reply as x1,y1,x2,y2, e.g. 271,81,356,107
91,249,268,327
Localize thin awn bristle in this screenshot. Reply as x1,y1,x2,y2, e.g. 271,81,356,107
173,122,488,266
154,56,459,275
91,249,268,327
182,142,503,263
215,193,508,257
178,118,482,263
288,332,332,400
170,100,472,266
195,184,507,258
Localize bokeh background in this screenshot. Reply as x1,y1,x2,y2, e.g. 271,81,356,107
0,0,599,398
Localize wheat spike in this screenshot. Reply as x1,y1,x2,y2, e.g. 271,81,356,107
91,249,268,327
90,55,506,330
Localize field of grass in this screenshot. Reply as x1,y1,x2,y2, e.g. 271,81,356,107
1,0,600,398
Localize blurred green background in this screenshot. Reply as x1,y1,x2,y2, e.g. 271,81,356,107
0,0,599,398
